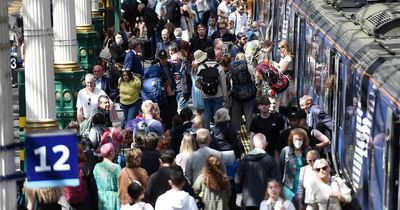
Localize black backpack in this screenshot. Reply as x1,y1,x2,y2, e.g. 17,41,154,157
164,0,181,26
231,60,256,100
198,63,220,95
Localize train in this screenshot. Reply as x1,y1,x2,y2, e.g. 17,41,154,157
252,0,400,209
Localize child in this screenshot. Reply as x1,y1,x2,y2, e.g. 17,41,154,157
121,181,154,210
260,179,296,210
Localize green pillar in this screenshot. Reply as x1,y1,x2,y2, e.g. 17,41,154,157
17,68,25,170
55,69,85,129
114,0,121,32
104,0,121,32
92,14,104,61
77,30,98,72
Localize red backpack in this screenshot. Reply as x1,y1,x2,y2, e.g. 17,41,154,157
256,61,290,95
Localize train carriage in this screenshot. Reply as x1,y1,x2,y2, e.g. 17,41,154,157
255,0,400,209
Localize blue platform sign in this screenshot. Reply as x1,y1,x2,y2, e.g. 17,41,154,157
25,130,79,188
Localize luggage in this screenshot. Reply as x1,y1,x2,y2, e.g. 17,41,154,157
197,63,220,95
230,60,256,100
141,65,167,105
256,61,290,96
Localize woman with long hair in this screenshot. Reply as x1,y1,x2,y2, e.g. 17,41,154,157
273,40,293,74
193,155,231,210
25,187,63,210
260,179,296,210
93,143,122,210
119,71,141,128
175,133,196,172
118,148,149,205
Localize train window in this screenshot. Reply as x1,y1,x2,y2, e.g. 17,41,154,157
287,2,296,49
341,67,359,180
314,35,329,101
277,0,288,40
256,0,274,39
304,24,316,94
322,49,336,108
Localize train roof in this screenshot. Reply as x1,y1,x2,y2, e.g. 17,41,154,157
292,0,400,109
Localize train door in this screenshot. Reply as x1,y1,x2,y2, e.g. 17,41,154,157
272,0,288,60
258,0,276,40
330,53,346,173
340,65,360,179
294,14,306,98
252,0,275,40
383,108,399,210
366,92,400,210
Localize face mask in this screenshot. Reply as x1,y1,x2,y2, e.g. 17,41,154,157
293,140,303,149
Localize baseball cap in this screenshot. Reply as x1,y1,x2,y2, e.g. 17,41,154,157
294,110,307,119
158,50,168,59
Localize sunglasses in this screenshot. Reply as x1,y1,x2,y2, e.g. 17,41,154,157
315,166,328,172
219,27,226,30
88,97,91,106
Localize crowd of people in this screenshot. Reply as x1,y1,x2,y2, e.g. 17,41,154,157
21,0,353,210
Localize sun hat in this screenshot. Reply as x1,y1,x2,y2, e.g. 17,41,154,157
193,50,207,65
100,142,114,157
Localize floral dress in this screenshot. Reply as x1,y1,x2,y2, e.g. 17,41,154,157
93,161,121,210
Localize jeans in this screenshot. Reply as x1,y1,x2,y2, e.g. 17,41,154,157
121,100,141,128
176,91,189,114
203,96,223,129
231,98,255,133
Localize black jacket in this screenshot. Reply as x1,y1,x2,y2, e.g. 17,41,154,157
141,7,159,36
213,121,243,158
238,152,278,207
109,42,126,64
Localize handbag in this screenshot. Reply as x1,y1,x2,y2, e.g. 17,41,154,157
283,185,295,201
99,39,112,62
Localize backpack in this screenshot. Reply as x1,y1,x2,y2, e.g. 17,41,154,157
230,60,256,100
64,167,87,204
197,63,220,95
79,117,93,138
224,41,235,53
141,65,167,105
163,0,181,26
256,61,290,95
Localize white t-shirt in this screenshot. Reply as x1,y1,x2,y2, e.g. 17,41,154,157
228,12,248,35
260,197,296,210
278,55,293,71
155,189,198,210
195,0,209,12
121,202,154,210
76,87,107,118
217,2,230,21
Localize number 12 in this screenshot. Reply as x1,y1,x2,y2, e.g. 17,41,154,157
34,145,71,172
